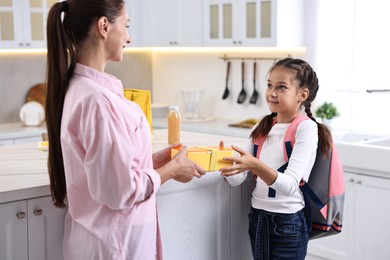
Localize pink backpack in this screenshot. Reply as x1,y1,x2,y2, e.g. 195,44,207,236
253,115,345,239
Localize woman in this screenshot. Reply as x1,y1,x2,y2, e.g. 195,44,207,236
45,1,205,259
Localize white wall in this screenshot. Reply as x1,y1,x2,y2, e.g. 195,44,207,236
0,50,152,123
151,48,305,121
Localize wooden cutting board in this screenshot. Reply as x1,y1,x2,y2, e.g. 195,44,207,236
26,83,46,107
228,122,255,128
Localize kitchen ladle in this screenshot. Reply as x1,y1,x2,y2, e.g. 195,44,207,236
237,61,247,104
222,61,231,99
249,61,259,104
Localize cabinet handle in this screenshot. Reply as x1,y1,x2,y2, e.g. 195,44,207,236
356,180,362,184
16,212,26,219
349,178,354,183
34,209,43,216
237,41,242,44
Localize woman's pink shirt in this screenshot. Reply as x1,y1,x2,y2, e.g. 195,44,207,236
60,63,162,259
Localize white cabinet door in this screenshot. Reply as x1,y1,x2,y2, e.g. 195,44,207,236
203,0,303,47
157,176,232,260
28,196,67,260
0,200,28,260
138,0,202,46
203,0,239,46
0,1,24,48
354,173,390,259
0,197,66,260
126,0,140,47
0,0,55,48
307,172,390,260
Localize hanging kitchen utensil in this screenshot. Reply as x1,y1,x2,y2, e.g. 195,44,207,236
237,61,247,104
249,61,259,104
222,61,231,99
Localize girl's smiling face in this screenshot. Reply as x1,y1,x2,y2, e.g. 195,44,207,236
266,67,308,122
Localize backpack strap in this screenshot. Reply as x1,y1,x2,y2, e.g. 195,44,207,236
283,115,310,161
253,115,309,197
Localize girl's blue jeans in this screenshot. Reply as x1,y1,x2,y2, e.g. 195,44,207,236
248,207,309,260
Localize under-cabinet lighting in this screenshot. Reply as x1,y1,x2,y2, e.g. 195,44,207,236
0,46,306,56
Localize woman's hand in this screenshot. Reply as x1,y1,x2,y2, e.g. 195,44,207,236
220,145,259,177
171,146,206,182
156,146,206,184
152,143,182,169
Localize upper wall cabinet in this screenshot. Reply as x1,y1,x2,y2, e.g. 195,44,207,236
203,0,303,47
126,0,140,47
0,0,56,48
137,0,203,47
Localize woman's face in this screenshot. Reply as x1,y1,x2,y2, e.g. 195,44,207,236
265,67,303,116
105,6,131,62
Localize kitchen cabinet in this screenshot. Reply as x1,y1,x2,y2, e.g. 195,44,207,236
307,171,390,260
125,0,140,47
0,0,56,48
157,174,253,260
0,196,67,260
137,0,203,46
203,0,303,47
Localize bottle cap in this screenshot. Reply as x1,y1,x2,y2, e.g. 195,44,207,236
169,105,179,110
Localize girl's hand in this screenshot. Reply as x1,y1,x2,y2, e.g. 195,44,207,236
153,143,182,169
220,145,258,177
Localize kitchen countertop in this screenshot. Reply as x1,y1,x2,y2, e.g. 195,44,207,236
0,129,247,203
0,122,46,140
1,120,389,203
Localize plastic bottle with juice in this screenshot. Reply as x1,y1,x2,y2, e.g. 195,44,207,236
168,105,181,144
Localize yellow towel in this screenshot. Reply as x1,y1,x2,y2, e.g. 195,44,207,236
123,89,153,133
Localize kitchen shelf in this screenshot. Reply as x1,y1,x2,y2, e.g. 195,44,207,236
219,53,291,62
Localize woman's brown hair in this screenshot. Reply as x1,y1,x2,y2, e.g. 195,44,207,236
45,0,125,208
250,58,333,157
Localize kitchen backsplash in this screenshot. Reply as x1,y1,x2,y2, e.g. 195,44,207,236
1,48,389,135
0,50,152,123
151,48,306,121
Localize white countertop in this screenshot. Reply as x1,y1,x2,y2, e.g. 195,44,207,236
0,129,247,203
152,117,252,138
0,122,46,140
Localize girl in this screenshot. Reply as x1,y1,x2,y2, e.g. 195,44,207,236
45,1,205,259
221,58,333,259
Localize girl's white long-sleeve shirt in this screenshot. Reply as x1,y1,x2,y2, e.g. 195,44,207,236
226,119,318,214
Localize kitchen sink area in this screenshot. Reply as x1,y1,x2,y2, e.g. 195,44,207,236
333,131,390,177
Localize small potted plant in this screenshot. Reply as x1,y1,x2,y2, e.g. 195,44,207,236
315,102,340,126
